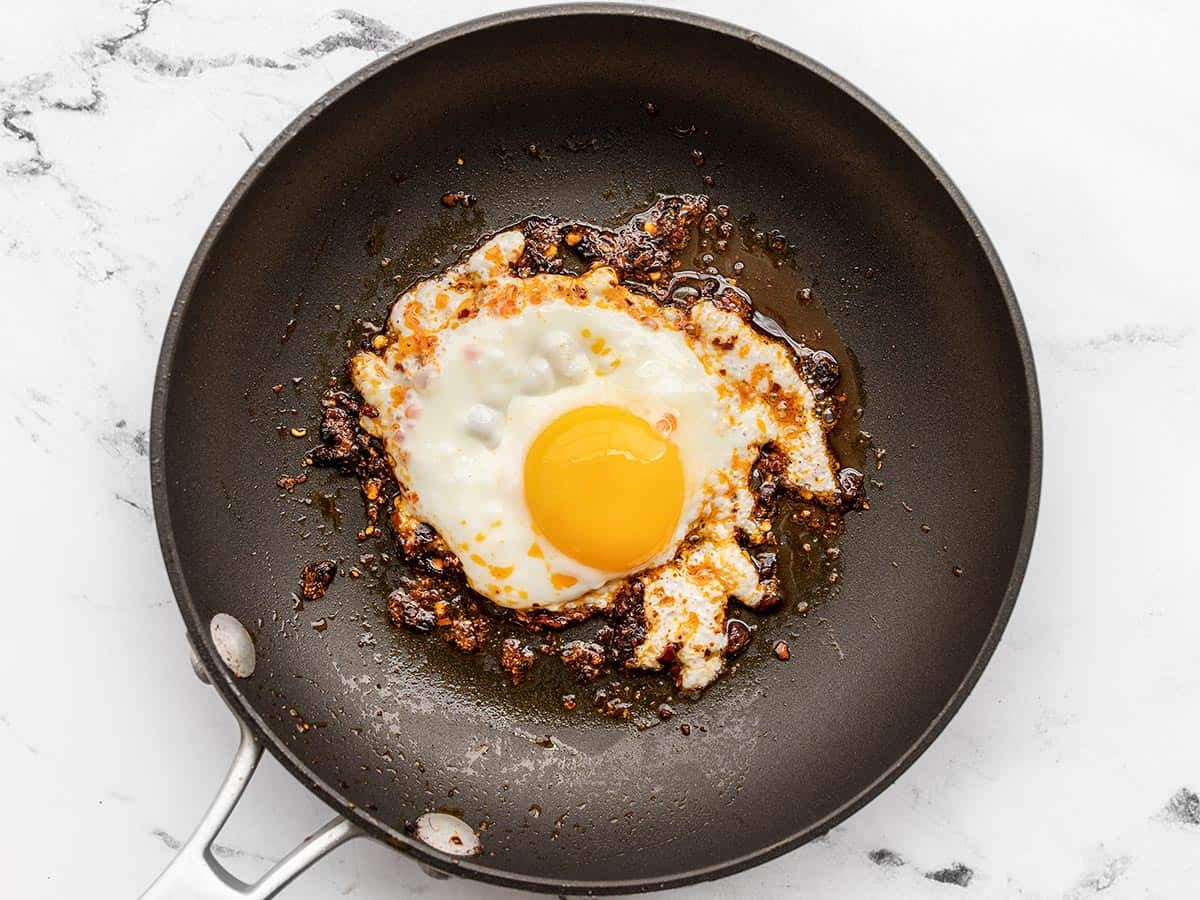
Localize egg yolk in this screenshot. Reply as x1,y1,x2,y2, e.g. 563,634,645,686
524,405,684,573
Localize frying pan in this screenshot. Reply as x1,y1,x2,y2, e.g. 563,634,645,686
145,5,1040,897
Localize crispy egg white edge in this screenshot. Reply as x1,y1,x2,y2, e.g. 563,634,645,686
350,228,841,688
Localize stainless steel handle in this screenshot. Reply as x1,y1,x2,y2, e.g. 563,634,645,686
141,657,362,899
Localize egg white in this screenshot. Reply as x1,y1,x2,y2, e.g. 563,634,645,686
396,298,738,608
351,228,842,689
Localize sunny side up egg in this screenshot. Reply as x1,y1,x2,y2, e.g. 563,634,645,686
352,229,840,690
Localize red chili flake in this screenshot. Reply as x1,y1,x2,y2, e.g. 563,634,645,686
276,473,307,492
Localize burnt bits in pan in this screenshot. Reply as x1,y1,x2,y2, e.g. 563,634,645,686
301,197,867,713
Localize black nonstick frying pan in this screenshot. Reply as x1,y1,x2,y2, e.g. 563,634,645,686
145,5,1040,896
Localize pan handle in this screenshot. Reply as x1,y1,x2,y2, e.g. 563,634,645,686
139,714,362,899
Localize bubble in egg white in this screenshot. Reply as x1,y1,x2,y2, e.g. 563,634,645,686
539,330,589,383
464,404,504,449
520,356,555,395
560,355,590,383
537,329,572,357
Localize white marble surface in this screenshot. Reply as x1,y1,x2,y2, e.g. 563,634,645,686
2,1,1198,897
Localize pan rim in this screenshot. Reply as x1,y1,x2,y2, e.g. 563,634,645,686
150,3,1042,893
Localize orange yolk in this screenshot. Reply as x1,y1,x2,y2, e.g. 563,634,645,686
523,405,684,573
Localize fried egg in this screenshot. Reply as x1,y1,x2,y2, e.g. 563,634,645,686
352,229,839,689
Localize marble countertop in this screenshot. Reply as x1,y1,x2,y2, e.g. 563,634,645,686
2,1,1197,897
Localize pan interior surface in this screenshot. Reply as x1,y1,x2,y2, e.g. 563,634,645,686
154,9,1038,893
